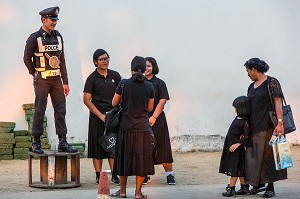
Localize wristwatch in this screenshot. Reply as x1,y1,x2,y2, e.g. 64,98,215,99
278,119,283,123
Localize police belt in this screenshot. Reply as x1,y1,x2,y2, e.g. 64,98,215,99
35,68,61,79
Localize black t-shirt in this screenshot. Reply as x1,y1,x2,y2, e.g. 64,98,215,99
247,76,283,134
116,77,154,131
83,69,121,113
146,76,170,116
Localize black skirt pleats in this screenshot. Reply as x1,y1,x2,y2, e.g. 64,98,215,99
87,112,111,159
152,112,174,164
245,129,287,186
114,130,155,177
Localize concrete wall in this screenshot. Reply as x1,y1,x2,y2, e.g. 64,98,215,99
0,0,299,149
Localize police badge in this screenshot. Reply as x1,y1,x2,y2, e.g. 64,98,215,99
45,53,60,68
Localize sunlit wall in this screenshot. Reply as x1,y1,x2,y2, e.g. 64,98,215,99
0,0,299,145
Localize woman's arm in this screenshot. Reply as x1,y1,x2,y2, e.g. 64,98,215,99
112,93,121,107
149,99,166,126
274,96,284,135
147,98,154,112
83,92,105,122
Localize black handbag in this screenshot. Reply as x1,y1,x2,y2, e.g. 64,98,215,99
267,78,296,134
105,83,124,130
98,129,116,158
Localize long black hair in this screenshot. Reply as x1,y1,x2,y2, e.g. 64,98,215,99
244,58,269,73
131,56,146,82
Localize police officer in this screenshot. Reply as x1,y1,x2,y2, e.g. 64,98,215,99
23,6,77,154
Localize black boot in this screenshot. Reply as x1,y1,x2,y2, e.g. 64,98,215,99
58,135,78,153
236,184,250,195
222,185,236,197
32,136,44,154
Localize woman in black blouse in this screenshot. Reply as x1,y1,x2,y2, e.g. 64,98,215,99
83,49,121,185
111,56,155,199
143,57,175,185
244,58,287,198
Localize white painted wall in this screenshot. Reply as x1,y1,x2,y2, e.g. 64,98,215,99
1,0,299,147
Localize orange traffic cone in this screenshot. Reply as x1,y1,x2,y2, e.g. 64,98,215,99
97,170,111,199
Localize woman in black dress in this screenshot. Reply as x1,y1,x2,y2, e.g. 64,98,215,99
244,58,287,198
219,96,250,197
143,57,175,185
111,56,155,199
83,49,121,185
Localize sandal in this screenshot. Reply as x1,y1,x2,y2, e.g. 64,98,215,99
111,190,127,198
263,191,275,198
135,193,147,199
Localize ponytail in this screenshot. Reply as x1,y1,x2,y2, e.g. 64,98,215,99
132,69,145,82
131,56,146,82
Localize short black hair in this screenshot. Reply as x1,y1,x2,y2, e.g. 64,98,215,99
232,96,250,117
244,58,269,73
93,49,109,67
145,57,159,75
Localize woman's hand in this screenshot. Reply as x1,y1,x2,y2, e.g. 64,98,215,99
99,113,105,122
229,143,241,152
149,116,157,126
274,122,284,136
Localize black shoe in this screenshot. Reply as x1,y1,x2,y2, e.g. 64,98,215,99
263,190,275,198
167,174,176,185
143,176,151,185
58,142,78,153
96,176,99,185
222,185,236,197
236,184,250,195
58,135,78,153
32,137,44,154
250,184,267,195
111,175,120,185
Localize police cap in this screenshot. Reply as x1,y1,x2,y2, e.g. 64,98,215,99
39,6,59,21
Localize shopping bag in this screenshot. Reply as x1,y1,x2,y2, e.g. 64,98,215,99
271,135,293,170
98,129,116,158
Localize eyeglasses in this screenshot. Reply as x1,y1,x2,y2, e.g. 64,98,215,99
97,57,110,62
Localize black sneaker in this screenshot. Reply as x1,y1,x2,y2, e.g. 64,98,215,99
111,175,120,185
143,176,151,185
167,174,176,185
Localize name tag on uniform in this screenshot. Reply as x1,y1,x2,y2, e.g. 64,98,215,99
44,45,59,51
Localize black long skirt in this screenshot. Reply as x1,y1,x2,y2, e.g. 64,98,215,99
152,112,174,164
114,130,155,177
87,112,111,159
245,129,287,186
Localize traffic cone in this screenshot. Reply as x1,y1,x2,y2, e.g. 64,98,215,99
97,170,111,199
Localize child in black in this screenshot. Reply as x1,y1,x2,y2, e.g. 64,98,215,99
219,96,250,197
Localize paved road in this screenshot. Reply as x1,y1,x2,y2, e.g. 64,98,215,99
0,182,299,199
